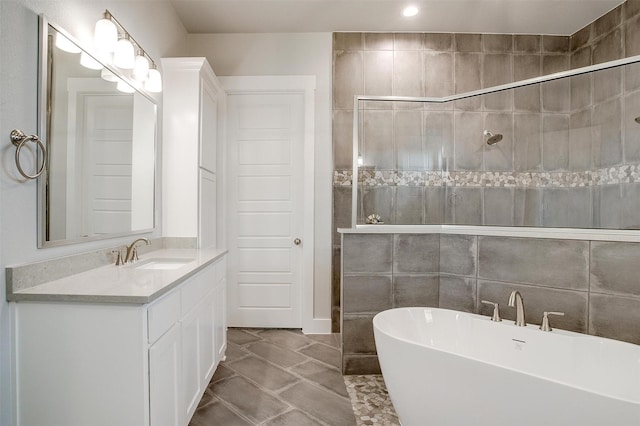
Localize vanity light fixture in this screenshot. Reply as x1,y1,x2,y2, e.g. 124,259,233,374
93,9,162,91
116,79,136,93
402,5,419,17
100,68,119,82
55,32,81,53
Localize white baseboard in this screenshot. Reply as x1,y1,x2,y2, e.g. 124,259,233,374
303,318,332,334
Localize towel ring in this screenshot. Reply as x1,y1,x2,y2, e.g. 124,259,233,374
10,129,47,179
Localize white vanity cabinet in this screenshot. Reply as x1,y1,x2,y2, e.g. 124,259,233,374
162,57,226,250
13,255,227,426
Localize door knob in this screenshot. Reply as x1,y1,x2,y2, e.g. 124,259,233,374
294,238,302,245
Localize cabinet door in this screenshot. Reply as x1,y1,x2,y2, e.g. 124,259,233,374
200,291,216,383
181,304,201,422
214,274,227,363
199,169,216,249
149,323,181,426
200,79,218,173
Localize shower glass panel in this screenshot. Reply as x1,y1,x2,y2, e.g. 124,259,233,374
351,59,640,229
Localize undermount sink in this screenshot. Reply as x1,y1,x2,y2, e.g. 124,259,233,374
133,258,194,270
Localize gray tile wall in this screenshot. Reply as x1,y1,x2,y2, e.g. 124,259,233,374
332,0,640,331
341,233,640,374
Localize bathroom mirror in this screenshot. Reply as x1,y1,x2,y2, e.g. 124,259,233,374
38,17,156,247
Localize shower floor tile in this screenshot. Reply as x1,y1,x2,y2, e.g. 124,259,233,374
344,375,400,426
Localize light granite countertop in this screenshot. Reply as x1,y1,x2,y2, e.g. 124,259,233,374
7,248,227,304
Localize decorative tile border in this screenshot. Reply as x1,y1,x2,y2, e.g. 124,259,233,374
333,164,640,188
344,375,399,426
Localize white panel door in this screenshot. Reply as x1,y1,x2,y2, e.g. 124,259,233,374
227,92,304,327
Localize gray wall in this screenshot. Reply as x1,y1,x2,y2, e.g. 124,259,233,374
332,0,640,331
342,232,640,374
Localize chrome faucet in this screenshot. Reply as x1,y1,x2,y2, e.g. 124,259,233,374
508,290,526,326
124,238,151,263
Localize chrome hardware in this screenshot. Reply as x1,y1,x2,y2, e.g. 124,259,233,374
508,290,526,326
124,238,151,263
540,311,564,332
481,300,502,322
294,238,302,246
112,248,124,266
10,129,47,179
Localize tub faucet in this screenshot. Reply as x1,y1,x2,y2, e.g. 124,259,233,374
508,290,526,326
124,238,151,263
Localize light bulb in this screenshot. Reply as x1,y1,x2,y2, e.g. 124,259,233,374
145,67,162,93
80,52,103,70
55,32,81,53
94,14,118,53
133,50,150,82
402,6,419,17
113,36,135,69
101,68,119,82
116,80,135,93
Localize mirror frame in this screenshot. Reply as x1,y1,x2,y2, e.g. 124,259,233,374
37,15,157,248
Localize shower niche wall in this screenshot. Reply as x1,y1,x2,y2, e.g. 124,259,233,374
344,58,640,230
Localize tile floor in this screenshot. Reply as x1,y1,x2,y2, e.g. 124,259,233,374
189,328,357,425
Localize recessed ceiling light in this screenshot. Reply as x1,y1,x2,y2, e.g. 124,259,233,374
403,5,419,17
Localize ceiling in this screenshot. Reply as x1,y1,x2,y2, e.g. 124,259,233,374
170,0,624,35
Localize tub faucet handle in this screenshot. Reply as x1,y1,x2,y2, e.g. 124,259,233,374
540,311,564,332
481,300,502,322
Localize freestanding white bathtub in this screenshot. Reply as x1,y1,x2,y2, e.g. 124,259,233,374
373,307,640,426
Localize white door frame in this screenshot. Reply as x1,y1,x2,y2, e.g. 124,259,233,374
220,75,316,333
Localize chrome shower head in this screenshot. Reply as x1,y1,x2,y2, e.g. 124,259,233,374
484,130,503,145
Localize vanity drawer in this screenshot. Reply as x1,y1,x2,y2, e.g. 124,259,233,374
148,289,181,344
181,265,216,315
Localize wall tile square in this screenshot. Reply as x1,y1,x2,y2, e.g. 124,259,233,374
570,25,591,51
395,110,423,170
514,113,542,171
342,314,377,354
454,53,482,94
394,51,424,97
542,188,569,227
455,34,482,52
514,54,541,80
625,62,640,92
361,186,395,225
342,354,381,375
424,33,453,51
425,187,445,224
484,34,513,52
568,187,593,228
570,46,591,69
591,241,640,297
625,0,640,19
424,111,453,171
514,188,543,226
542,54,569,74
424,52,453,97
393,234,439,273
591,98,622,168
333,51,363,109
364,33,394,50
333,187,352,245
570,74,592,111
593,67,622,104
396,187,424,224
394,33,423,50
332,247,341,306
542,114,570,171
477,280,588,333
393,275,439,307
454,111,483,170
592,28,623,64
596,184,622,229
514,85,541,113
542,79,570,113
484,112,514,171
589,294,640,344
542,36,570,53
478,236,589,290
334,32,363,51
569,109,592,171
333,109,356,169
514,35,540,53
626,14,640,56
363,110,394,169
343,275,392,313
484,188,515,226
364,51,393,96
343,234,392,273
624,90,640,162
440,234,477,276
593,5,622,39
439,275,476,312
449,188,482,225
